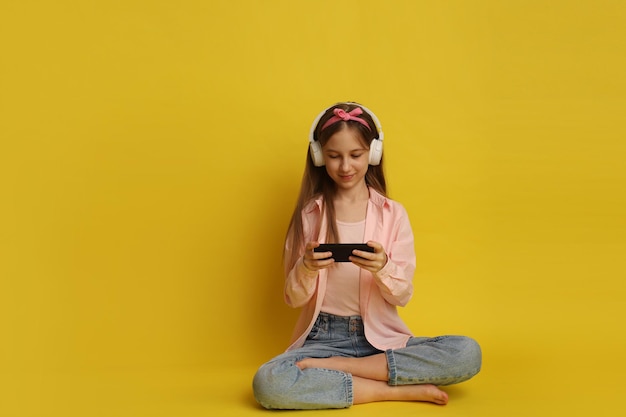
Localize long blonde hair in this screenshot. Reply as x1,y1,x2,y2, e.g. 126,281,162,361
284,102,387,269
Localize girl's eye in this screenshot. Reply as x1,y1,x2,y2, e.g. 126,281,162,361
352,154,363,158
328,155,339,159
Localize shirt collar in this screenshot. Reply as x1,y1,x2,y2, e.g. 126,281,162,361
308,187,390,212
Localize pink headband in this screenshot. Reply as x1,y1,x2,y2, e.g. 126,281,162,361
321,107,372,132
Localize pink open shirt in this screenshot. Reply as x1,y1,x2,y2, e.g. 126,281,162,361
283,188,416,351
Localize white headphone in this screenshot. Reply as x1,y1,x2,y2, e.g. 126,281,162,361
308,102,384,167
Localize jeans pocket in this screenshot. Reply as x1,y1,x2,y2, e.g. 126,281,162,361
306,315,329,341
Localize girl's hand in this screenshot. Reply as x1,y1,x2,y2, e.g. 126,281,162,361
350,241,388,273
302,242,334,272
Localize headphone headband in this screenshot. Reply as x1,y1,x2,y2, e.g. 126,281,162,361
308,102,384,144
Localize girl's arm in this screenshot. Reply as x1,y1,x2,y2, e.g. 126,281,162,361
283,211,327,308
374,209,416,306
372,244,415,307
352,208,416,306
284,240,335,307
283,252,318,308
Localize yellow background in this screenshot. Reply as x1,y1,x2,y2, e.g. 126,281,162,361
1,1,625,416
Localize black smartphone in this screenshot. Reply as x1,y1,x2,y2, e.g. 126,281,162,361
314,243,374,262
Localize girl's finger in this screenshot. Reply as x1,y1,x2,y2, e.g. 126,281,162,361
352,249,376,260
314,251,332,260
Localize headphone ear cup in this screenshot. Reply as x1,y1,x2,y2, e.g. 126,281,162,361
310,141,325,166
368,139,383,165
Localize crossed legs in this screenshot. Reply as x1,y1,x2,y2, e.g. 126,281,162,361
253,335,481,409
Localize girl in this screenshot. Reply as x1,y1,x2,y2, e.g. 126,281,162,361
252,102,481,409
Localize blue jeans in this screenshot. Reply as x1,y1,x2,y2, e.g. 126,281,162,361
253,312,482,409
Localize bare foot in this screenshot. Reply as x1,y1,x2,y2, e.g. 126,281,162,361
354,380,449,405
405,384,449,405
296,357,341,371
296,355,388,381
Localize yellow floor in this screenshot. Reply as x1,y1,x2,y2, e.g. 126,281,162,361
3,344,624,417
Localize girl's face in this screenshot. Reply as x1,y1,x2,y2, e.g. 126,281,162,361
322,127,370,191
